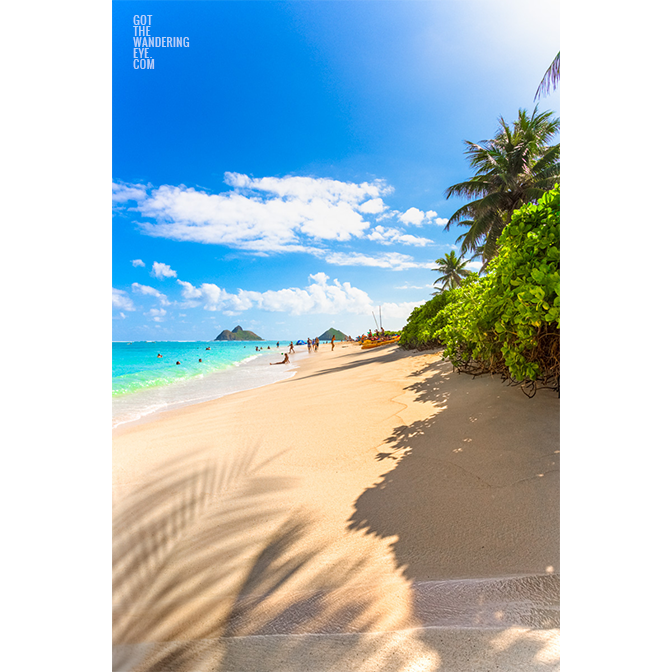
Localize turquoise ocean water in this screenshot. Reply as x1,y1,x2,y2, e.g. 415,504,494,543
113,340,302,427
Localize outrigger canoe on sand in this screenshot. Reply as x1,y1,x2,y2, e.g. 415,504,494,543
361,335,400,350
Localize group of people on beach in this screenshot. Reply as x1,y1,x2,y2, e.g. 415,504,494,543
270,334,338,365
157,336,340,369
307,335,338,352
308,335,337,352
357,328,389,343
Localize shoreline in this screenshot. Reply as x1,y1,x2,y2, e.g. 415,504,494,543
112,342,316,431
113,341,559,669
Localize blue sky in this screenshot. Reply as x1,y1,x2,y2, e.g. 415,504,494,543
112,0,560,341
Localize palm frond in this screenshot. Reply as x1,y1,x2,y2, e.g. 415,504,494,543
534,52,560,101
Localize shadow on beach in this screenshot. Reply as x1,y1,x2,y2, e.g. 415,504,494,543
347,355,560,616
113,356,560,671
113,448,438,672
295,343,430,382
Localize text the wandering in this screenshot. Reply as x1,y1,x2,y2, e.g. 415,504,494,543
132,15,190,70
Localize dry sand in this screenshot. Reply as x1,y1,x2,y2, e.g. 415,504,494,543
113,342,559,671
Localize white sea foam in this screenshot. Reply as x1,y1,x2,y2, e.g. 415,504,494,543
113,347,308,428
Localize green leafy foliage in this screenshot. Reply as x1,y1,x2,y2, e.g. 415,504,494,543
401,186,560,394
432,273,491,367
398,287,455,350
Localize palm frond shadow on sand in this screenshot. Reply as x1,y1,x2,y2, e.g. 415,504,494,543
112,447,441,672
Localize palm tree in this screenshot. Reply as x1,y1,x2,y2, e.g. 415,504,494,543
444,106,559,266
535,52,560,101
432,251,469,291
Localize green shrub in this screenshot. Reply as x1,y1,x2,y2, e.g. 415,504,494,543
432,272,491,366
398,274,481,350
402,185,559,394
442,185,559,390
483,185,560,384
398,286,456,350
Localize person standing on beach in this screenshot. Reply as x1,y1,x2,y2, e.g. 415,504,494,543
315,337,319,351
307,338,312,353
289,341,295,354
331,335,336,351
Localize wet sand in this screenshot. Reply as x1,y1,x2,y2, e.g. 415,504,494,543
113,342,559,671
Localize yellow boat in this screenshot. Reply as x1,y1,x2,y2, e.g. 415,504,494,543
361,335,400,350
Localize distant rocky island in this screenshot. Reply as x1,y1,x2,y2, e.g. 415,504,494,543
214,325,263,341
317,327,349,341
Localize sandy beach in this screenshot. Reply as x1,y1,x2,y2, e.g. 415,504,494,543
113,342,559,671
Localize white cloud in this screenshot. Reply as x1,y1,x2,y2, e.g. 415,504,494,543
357,198,387,214
175,272,417,318
112,288,135,311
224,172,393,203
113,182,148,203
116,174,450,263
434,217,448,226
176,279,202,300
366,225,433,247
398,207,441,227
118,175,402,254
252,272,373,315
137,183,370,251
132,282,171,306
151,261,177,279
398,207,425,226
146,308,167,322
323,251,433,271
379,300,425,320
131,259,145,267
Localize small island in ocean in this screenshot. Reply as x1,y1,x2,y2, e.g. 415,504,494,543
214,325,263,341
317,327,349,341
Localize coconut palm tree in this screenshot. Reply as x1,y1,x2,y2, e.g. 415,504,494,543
432,251,469,291
444,106,559,266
